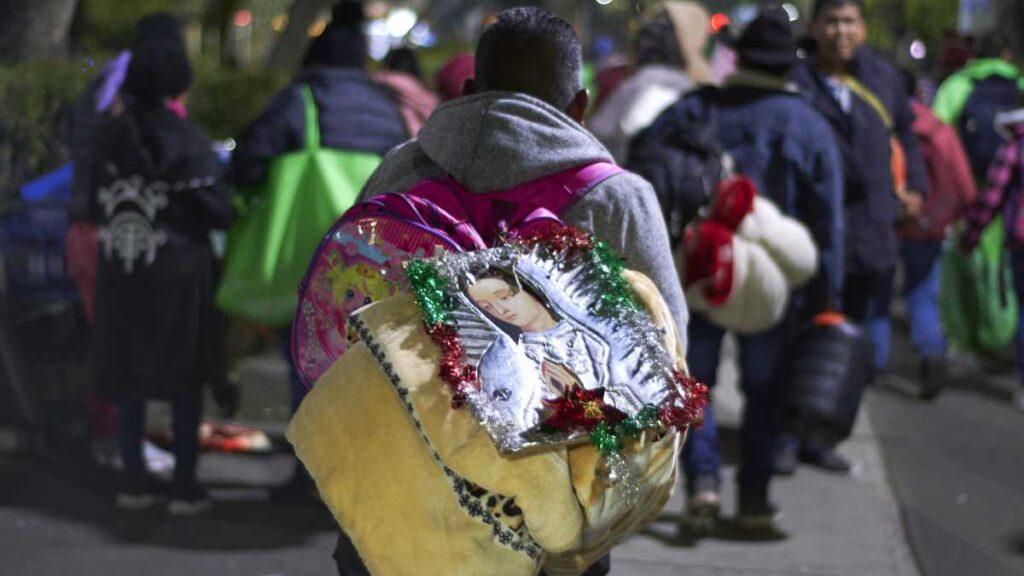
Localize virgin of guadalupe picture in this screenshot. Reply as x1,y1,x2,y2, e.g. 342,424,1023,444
409,242,685,454
466,269,611,422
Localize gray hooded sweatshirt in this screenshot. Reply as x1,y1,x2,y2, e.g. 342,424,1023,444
360,91,689,350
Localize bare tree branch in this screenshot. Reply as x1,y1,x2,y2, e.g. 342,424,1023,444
265,0,333,72
0,0,79,62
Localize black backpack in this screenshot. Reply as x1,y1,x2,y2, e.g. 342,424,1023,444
959,75,1020,179
783,318,872,445
626,89,725,249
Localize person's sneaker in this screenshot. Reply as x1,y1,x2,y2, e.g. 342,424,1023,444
773,441,798,476
683,490,720,532
168,485,212,516
799,445,851,473
736,494,783,538
1013,389,1024,412
918,356,944,401
115,476,169,510
944,348,978,379
680,475,719,535
116,488,157,510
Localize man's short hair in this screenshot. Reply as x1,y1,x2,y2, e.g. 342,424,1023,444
812,0,865,20
475,7,582,110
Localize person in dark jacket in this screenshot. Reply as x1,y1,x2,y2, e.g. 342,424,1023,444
66,13,188,455
87,39,234,514
640,6,843,535
232,1,406,185
231,0,407,500
783,0,929,473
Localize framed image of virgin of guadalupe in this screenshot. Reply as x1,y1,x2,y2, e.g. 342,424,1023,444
403,230,706,456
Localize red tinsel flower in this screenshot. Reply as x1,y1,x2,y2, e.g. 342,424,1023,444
427,323,479,408
516,224,593,255
659,370,710,429
541,387,626,432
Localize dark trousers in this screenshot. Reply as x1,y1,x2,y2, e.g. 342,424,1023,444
280,326,308,413
117,388,202,488
842,269,893,324
682,314,784,499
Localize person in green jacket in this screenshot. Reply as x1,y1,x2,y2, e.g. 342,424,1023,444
932,34,1024,179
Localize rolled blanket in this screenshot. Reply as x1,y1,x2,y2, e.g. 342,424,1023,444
287,270,684,576
686,231,789,334
737,197,818,287
684,195,817,334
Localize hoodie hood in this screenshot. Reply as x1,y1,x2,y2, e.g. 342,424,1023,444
662,1,714,85
416,91,613,193
962,58,1020,81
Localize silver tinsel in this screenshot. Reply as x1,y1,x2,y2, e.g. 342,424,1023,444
418,239,695,458
600,451,641,508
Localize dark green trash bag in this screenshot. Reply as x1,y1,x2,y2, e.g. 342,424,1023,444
940,216,1018,354
216,85,381,327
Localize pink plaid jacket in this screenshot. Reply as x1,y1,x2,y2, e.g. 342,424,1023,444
963,123,1024,250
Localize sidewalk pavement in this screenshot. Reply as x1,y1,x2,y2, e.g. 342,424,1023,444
0,336,920,575
612,336,920,576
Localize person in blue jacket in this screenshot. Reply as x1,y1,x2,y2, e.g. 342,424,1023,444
638,6,844,535
231,0,407,500
784,0,929,473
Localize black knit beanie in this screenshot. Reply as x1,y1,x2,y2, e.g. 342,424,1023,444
124,39,193,108
302,1,367,69
133,12,185,51
634,12,684,68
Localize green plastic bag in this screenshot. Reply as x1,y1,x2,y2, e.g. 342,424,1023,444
940,216,1018,353
216,85,381,326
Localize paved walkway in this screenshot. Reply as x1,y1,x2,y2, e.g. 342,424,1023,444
0,336,920,575
612,337,920,576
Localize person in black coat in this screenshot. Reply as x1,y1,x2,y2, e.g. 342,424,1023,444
783,0,929,473
87,39,234,514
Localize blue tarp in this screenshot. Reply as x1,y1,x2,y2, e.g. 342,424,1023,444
19,162,73,203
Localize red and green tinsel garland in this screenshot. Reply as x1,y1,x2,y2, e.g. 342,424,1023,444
405,225,708,454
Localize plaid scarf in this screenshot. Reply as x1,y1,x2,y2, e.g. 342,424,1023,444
963,124,1024,249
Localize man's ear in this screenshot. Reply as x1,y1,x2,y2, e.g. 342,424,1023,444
566,89,589,123
461,77,477,97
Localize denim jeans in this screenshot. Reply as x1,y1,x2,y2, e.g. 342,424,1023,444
865,240,945,372
118,388,202,489
681,314,783,499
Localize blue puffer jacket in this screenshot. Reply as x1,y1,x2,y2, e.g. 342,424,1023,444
792,47,929,274
232,66,408,185
648,77,845,306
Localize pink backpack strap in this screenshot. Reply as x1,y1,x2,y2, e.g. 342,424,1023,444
406,161,623,247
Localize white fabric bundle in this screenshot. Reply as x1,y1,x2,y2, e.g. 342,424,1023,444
686,197,818,334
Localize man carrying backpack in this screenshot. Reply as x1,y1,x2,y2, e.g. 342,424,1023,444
330,8,688,575
359,8,689,355
933,34,1023,180
635,6,844,535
